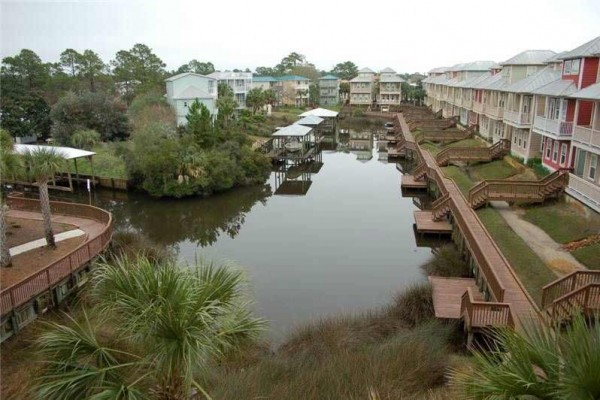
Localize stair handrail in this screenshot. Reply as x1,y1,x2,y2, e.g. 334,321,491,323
460,287,515,329
468,181,489,206
431,193,451,221
550,283,600,322
412,161,428,181
541,270,600,309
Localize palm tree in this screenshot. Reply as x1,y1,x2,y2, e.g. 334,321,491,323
450,313,600,399
36,257,266,399
22,147,65,248
0,130,22,267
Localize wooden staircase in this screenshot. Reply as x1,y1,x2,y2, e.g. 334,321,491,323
436,139,510,166
431,193,451,221
468,168,570,209
541,271,600,323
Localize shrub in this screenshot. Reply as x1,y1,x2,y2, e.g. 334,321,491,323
109,231,174,264
70,129,100,150
421,245,470,278
388,282,435,327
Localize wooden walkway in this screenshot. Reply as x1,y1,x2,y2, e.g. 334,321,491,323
401,175,427,189
396,113,539,331
429,276,483,319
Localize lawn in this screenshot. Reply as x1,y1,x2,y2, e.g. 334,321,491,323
477,208,558,306
446,138,486,148
522,202,600,244
61,142,128,179
571,243,600,270
441,165,474,196
469,160,518,181
420,141,440,156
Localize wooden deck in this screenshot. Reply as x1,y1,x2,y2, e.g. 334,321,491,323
429,276,483,319
414,211,452,234
396,112,540,331
401,175,427,189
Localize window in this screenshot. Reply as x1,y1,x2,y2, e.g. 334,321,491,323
560,144,567,166
545,139,552,159
560,99,568,121
548,98,560,120
571,59,580,75
575,148,586,176
526,66,537,77
552,141,559,162
564,60,572,74
184,102,188,107
589,154,598,180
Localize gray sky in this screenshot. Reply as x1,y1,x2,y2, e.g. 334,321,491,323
1,0,599,74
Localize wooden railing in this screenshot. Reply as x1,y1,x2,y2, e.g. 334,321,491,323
550,283,600,322
431,193,450,221
541,270,600,309
468,169,569,209
1,197,113,316
436,139,509,166
460,287,515,329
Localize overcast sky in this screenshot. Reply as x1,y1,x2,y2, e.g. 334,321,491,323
1,0,599,74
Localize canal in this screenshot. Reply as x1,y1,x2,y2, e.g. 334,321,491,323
60,128,435,340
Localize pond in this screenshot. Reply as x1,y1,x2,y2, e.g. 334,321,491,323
59,126,436,340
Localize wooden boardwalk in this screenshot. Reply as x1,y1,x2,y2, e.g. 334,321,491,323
429,276,483,319
401,175,427,189
396,113,539,331
414,211,452,234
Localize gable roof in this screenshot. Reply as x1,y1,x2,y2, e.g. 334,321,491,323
299,107,339,117
278,75,310,81
253,75,277,82
165,72,216,82
449,61,496,72
173,85,214,99
272,124,313,137
320,74,339,80
471,73,508,90
358,67,375,74
294,116,324,126
428,66,450,74
500,50,557,66
560,36,600,60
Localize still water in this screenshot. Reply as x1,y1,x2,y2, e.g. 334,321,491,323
63,129,435,340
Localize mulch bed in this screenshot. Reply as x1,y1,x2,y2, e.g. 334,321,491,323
5,217,75,248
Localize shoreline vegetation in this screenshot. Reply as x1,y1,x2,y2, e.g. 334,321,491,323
0,233,464,399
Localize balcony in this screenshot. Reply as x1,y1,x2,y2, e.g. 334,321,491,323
532,116,573,138
567,174,600,213
463,98,472,110
485,105,504,120
472,101,485,114
572,125,600,149
504,110,531,127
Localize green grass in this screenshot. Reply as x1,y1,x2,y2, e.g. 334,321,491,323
61,142,128,179
477,208,557,306
446,138,486,148
572,243,600,270
441,166,475,196
522,202,600,244
421,141,440,156
469,160,518,181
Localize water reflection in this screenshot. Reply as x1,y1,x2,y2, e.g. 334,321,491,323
272,152,323,196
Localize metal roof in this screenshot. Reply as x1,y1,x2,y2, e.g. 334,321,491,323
455,74,488,88
165,72,216,82
252,75,277,82
500,50,557,66
560,36,600,60
380,74,405,83
569,82,600,100
14,144,96,160
319,74,339,80
544,51,568,63
173,85,214,99
472,73,508,90
358,67,375,74
299,107,339,117
207,71,252,80
294,116,324,126
350,75,374,83
428,66,450,73
500,66,561,93
278,75,310,81
272,124,313,137
531,79,577,97
446,78,462,87
450,61,496,72
380,67,396,73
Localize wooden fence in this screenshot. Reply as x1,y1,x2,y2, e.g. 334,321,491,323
1,196,113,316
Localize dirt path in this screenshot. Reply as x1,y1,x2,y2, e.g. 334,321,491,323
491,201,587,275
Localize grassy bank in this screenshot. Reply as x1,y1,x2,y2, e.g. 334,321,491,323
60,142,128,179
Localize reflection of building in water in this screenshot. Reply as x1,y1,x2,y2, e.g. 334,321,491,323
320,132,338,151
349,131,373,162
272,151,323,196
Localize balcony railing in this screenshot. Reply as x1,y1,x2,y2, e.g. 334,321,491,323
485,105,503,119
567,173,600,211
532,116,573,137
463,98,473,110
473,101,485,114
504,110,531,126
572,125,600,148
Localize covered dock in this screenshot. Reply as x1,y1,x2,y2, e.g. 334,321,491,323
11,144,96,192
299,107,339,132
294,115,325,142
264,125,317,161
